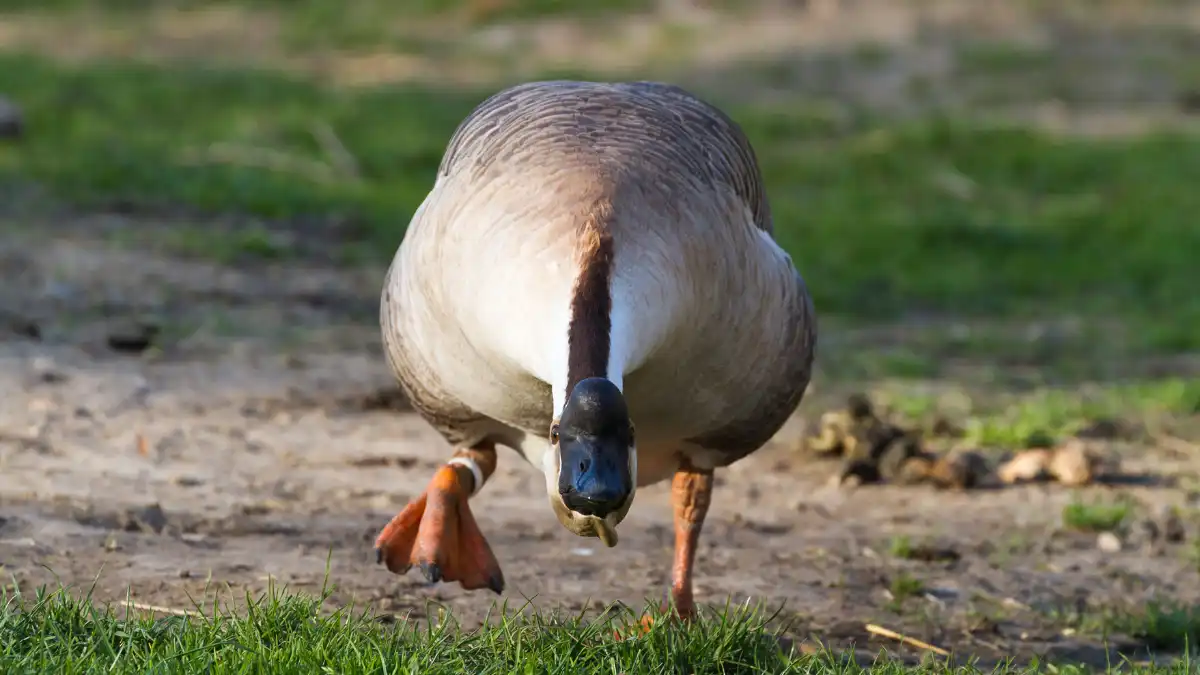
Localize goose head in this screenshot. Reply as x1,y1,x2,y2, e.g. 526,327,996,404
544,377,637,547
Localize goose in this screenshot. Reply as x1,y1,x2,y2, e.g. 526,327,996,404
374,80,817,621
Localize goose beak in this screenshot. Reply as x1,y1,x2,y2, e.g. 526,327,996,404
557,433,632,519
544,377,637,547
547,434,636,548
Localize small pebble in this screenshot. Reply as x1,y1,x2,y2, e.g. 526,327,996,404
1097,532,1123,553
1049,439,1097,486
30,357,67,384
997,449,1051,484
106,322,160,354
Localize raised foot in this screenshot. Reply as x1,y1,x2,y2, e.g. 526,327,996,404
374,464,504,594
613,600,695,640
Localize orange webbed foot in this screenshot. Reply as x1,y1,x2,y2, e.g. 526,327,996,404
613,613,660,640
374,464,504,594
613,599,694,640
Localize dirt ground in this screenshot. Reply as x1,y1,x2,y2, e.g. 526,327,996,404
0,215,1197,668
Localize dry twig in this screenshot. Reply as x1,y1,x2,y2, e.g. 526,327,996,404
865,623,950,657
126,601,200,618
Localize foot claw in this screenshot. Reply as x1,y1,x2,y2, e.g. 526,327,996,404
419,561,443,584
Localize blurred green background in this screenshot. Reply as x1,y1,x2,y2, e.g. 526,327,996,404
0,0,1197,389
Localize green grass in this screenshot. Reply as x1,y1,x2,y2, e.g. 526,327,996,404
0,0,656,53
885,572,925,612
0,0,655,23
5,583,1196,674
890,535,917,559
1118,603,1200,653
1054,600,1200,655
1061,497,1134,533
866,377,1199,448
959,378,1199,447
0,54,466,236
0,584,802,674
2,53,1199,344
955,42,1055,76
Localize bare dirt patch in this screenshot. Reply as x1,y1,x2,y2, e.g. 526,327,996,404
1,217,1198,666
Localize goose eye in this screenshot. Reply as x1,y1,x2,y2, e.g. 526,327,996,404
549,424,560,444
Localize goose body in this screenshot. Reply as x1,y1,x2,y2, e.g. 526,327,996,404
376,80,817,612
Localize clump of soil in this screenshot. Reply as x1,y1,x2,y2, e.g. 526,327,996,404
996,438,1106,487
802,394,1119,491
803,393,991,489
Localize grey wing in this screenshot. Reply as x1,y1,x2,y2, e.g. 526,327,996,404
614,81,773,234
616,84,809,463
685,271,817,466
437,80,592,180
438,80,773,235
379,264,490,447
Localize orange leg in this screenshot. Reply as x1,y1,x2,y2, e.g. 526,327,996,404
670,463,713,621
624,462,714,637
374,442,504,594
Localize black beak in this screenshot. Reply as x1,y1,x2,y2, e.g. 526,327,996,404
555,377,634,519
557,434,631,518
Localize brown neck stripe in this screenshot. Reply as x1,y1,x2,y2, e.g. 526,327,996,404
565,210,615,400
